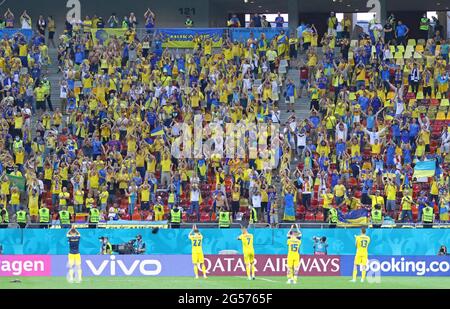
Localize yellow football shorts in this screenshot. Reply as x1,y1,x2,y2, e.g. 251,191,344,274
287,255,300,268
354,254,368,266
68,253,81,267
244,252,255,264
192,252,204,264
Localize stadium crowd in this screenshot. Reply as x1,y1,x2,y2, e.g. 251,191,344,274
0,9,449,229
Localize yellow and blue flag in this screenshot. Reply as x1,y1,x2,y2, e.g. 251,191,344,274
413,160,436,178
337,208,369,227
150,127,164,137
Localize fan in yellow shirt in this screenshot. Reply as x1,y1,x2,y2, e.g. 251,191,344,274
237,226,256,280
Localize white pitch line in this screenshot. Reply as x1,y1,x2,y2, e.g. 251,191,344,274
257,277,279,283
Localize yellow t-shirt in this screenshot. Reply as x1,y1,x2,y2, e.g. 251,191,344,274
10,192,20,205
59,192,70,206
161,158,171,172
385,184,397,201
334,184,346,197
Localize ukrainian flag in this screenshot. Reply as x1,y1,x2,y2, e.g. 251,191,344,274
413,160,436,178
150,127,164,137
337,208,370,227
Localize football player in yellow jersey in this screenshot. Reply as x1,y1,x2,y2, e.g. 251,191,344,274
237,226,255,280
188,225,207,279
286,224,302,284
352,227,371,283
67,225,82,283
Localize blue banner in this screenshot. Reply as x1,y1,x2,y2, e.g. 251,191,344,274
341,255,450,276
1,228,449,256
51,255,193,277
155,28,224,48
0,28,33,41
229,28,289,43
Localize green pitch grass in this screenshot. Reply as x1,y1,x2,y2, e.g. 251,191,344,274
1,276,449,289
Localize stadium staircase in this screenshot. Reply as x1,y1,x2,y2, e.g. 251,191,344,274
279,67,310,124
48,48,62,113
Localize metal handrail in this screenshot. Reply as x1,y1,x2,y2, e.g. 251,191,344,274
276,222,450,229
8,221,450,229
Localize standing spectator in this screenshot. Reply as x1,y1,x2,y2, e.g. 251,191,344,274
20,10,32,29
384,178,397,219
108,13,119,28
383,20,394,44
96,16,104,28
47,16,56,48
251,13,261,28
42,77,53,112
0,204,9,228
128,12,137,28
342,15,352,38
327,12,337,37
37,15,47,36
298,61,309,98
400,190,414,222
432,16,443,38
4,9,14,28
251,188,262,221
169,204,183,228
190,184,201,221
333,180,346,206
261,15,270,28
296,21,306,50
144,8,156,31
395,20,409,46
231,186,241,219
275,13,284,28
227,14,241,27
409,63,420,94
419,13,430,40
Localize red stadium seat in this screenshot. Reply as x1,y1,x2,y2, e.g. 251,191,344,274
132,212,141,221
315,212,324,222
412,205,418,222
305,211,315,221
200,212,210,222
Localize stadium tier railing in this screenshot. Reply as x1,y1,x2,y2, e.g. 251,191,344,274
7,221,450,229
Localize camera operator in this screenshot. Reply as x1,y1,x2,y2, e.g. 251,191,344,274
99,237,112,255
132,234,146,254
313,236,328,255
